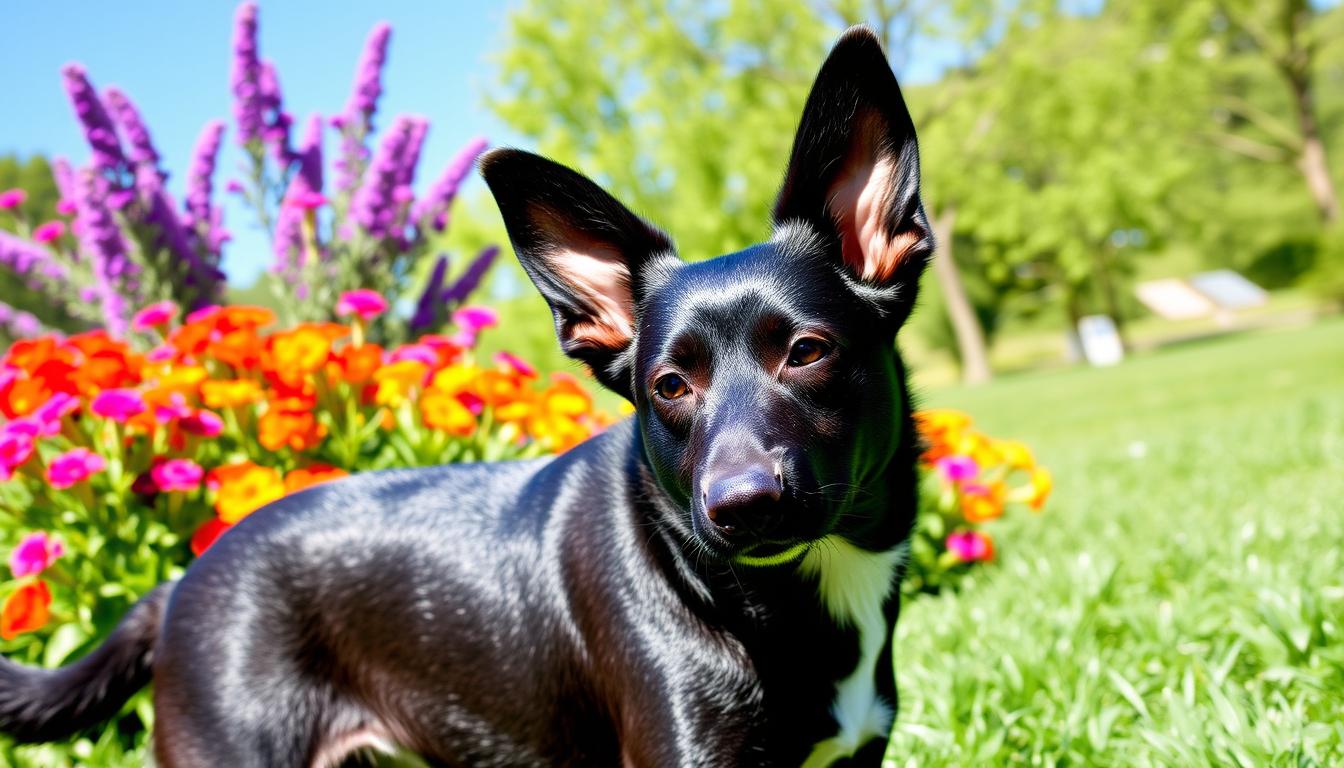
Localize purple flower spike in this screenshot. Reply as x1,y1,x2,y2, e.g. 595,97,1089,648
442,245,499,306
72,168,136,334
0,231,66,286
274,115,325,278
409,254,449,333
51,157,78,214
414,136,488,232
0,301,45,339
61,64,127,174
230,2,264,145
350,115,424,239
103,87,161,170
258,59,292,162
344,22,392,133
184,120,225,236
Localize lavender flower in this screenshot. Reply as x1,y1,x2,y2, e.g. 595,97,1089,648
0,231,66,286
258,59,293,163
230,2,264,145
409,254,449,333
51,157,78,214
103,87,161,170
273,115,325,277
73,168,137,334
442,245,499,305
413,136,488,231
350,115,425,239
344,22,392,133
0,301,45,339
61,64,126,174
184,120,225,236
334,22,392,193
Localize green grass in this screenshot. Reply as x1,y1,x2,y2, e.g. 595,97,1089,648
885,319,1344,766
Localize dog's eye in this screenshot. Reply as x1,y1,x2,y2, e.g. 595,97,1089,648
787,338,830,367
654,373,690,401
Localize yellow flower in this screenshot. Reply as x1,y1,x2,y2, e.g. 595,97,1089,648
420,390,476,437
209,462,286,524
373,361,429,407
201,378,264,409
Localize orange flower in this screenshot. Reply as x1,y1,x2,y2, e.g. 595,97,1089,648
210,329,264,370
201,378,264,409
209,462,286,524
215,305,277,333
153,364,209,397
1,579,51,640
420,389,476,436
915,408,972,463
373,360,429,407
1010,467,1053,511
327,343,384,385
258,403,326,451
190,517,231,557
2,376,51,419
476,369,524,408
961,481,1007,523
266,324,337,387
284,464,349,495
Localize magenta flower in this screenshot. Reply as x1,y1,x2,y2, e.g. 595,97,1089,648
46,448,107,490
388,343,438,367
0,189,26,210
91,388,146,422
946,530,995,563
32,393,79,436
454,305,499,335
150,458,204,492
0,421,37,481
153,393,192,424
180,410,224,438
9,532,65,578
935,455,979,484
132,300,179,331
336,289,388,320
494,351,537,378
31,221,65,243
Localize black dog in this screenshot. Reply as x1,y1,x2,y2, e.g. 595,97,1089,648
0,27,932,767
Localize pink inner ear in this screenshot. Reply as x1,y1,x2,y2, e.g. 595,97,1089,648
827,145,921,284
546,244,636,351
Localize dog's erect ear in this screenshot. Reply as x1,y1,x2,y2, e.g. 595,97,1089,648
480,149,674,397
773,27,932,303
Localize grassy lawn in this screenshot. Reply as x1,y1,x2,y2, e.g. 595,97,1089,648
886,318,1344,766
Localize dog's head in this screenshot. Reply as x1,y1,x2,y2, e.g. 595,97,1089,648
482,28,930,563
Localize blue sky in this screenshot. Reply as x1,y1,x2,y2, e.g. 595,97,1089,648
1,1,519,284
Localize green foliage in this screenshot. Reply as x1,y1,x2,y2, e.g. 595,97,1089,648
886,319,1344,765
0,155,80,337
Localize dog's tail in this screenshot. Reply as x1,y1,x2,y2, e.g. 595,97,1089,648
0,581,172,743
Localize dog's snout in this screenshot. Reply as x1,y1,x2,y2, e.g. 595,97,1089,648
702,465,783,536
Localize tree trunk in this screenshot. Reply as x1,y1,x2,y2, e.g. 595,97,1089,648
930,207,991,384
1290,90,1333,221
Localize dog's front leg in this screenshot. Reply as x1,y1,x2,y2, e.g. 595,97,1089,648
614,658,770,768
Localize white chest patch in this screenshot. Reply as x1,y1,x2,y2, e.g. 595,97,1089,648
798,536,907,768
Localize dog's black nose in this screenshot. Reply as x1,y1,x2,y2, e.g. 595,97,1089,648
703,466,782,537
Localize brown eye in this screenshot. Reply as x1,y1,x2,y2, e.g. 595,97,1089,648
654,373,690,401
787,338,830,367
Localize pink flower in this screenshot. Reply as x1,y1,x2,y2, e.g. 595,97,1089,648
146,345,175,363
185,304,221,325
154,393,192,423
9,532,64,578
225,179,245,195
284,190,327,211
90,388,146,422
0,189,26,210
150,458,204,492
336,289,388,321
32,221,66,243
935,455,978,484
180,410,224,437
32,393,79,436
388,343,438,367
131,300,179,331
946,530,995,563
0,420,38,480
46,447,106,490
56,199,78,216
494,351,537,378
453,305,498,335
